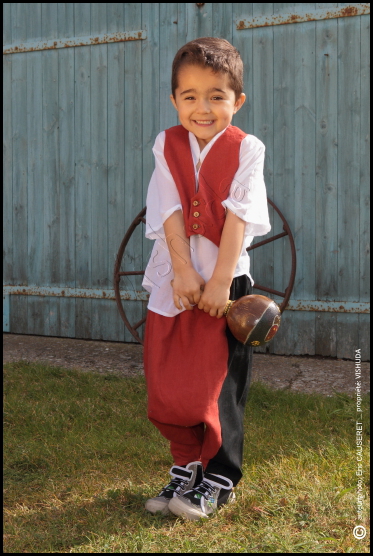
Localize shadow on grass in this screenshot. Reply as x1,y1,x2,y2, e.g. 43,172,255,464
4,486,183,553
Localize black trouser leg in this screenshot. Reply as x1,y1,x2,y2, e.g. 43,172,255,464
204,275,253,487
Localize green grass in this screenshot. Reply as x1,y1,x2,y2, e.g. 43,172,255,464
3,361,370,553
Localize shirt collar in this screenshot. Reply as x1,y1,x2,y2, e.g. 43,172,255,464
188,126,229,168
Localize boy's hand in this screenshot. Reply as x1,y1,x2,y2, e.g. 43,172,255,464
171,268,205,311
198,277,230,318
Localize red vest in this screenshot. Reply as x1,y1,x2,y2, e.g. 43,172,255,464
164,125,247,247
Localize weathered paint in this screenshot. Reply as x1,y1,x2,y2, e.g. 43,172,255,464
3,286,369,314
3,285,149,301
236,4,370,30
314,4,338,357
284,300,370,314
3,3,370,359
3,30,147,54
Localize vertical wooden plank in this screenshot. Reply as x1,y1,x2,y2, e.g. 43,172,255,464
11,2,28,42
90,2,109,339
26,5,43,287
3,2,12,44
26,298,43,337
159,3,179,131
336,314,358,360
26,4,45,336
212,2,233,41
314,4,339,356
74,3,92,338
359,13,370,303
41,2,60,336
3,5,13,287
185,2,213,42
107,2,127,342
140,2,160,342
25,2,42,41
232,3,253,134
359,13,370,360
123,2,143,342
272,3,296,354
293,6,316,354
358,314,370,362
250,3,274,354
141,3,160,201
3,294,10,332
89,2,106,36
177,2,187,50
57,1,75,38
58,2,76,338
336,8,360,358
315,311,337,356
11,3,29,333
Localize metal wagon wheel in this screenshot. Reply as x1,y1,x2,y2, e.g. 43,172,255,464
114,200,296,345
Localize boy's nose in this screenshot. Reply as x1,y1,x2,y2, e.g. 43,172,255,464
195,99,211,113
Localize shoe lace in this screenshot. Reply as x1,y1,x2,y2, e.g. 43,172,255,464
192,480,216,500
161,477,189,495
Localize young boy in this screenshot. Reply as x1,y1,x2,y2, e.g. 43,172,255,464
142,37,271,520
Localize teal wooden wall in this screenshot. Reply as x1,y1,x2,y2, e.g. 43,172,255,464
3,3,370,360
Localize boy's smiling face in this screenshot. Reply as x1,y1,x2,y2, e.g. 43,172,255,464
170,64,245,151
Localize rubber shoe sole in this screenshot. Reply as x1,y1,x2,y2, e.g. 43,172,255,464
144,497,171,515
169,491,236,520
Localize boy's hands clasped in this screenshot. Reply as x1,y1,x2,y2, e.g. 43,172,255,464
198,277,230,319
171,268,205,311
171,271,229,318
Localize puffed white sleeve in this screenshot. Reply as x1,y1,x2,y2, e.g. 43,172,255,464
145,131,183,240
222,135,271,241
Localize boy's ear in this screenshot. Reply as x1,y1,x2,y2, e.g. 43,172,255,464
234,93,246,114
170,94,178,111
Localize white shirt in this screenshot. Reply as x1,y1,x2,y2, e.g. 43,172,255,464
142,126,271,317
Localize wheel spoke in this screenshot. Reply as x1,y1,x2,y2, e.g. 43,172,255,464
133,316,147,330
253,283,285,298
247,230,288,252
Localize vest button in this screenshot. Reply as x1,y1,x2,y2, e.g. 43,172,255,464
193,212,200,218
192,224,199,230
193,200,200,206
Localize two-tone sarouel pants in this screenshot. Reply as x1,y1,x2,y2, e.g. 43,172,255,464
143,275,253,486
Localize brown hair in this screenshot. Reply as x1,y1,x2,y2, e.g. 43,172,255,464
171,37,244,100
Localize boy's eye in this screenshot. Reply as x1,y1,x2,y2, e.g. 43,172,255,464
183,96,224,101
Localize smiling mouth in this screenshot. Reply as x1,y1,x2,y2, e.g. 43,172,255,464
193,120,215,126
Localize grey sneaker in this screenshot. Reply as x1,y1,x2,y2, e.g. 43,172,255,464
168,472,235,520
145,461,204,515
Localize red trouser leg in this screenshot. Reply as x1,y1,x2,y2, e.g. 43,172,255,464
148,418,204,466
143,306,228,468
